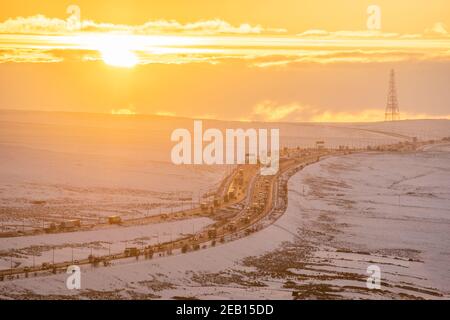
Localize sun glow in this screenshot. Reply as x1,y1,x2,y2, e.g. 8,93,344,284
100,47,138,68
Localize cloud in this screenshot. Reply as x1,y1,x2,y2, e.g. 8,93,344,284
0,48,63,63
0,15,68,35
154,111,176,117
134,19,287,35
246,101,450,122
2,36,450,66
0,15,286,35
296,23,450,40
0,15,449,66
250,101,303,121
423,22,449,37
111,108,137,115
296,29,401,39
309,109,450,122
251,49,450,67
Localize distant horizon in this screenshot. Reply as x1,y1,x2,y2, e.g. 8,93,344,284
1,108,449,125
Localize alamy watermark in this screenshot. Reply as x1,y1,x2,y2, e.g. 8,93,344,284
66,5,82,31
366,265,381,290
66,265,81,290
171,120,280,175
367,4,382,31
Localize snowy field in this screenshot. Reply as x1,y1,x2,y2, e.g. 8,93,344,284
0,144,449,299
0,143,227,227
0,217,214,270
1,110,427,231
0,111,233,230
0,111,449,299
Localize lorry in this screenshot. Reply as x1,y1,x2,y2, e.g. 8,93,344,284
213,197,221,207
207,228,217,239
108,216,122,224
124,247,140,257
59,219,81,229
200,202,209,212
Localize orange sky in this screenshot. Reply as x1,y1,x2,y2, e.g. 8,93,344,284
1,0,449,33
0,0,449,121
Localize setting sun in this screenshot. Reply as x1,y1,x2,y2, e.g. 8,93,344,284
100,48,138,68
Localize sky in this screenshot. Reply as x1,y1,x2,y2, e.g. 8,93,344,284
0,0,449,122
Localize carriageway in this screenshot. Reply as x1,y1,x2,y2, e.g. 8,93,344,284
0,149,339,280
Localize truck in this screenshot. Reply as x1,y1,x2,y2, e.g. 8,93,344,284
227,222,237,232
228,188,236,200
124,247,140,257
207,228,217,239
108,216,122,224
44,223,57,233
59,219,81,229
213,197,221,207
239,216,251,224
200,202,209,212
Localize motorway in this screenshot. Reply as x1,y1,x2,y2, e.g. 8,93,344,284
0,149,338,280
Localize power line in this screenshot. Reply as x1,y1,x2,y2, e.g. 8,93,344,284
385,69,400,121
